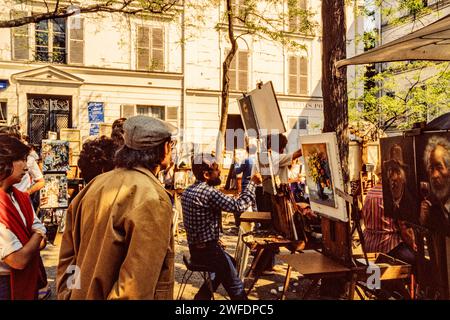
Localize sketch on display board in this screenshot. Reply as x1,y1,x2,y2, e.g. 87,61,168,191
300,133,347,222
41,140,70,172
40,173,68,209
380,136,419,225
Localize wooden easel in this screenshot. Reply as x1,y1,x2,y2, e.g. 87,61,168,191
278,187,368,300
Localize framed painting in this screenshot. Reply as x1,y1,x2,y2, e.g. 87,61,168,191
380,136,419,224
41,140,70,172
40,173,68,209
415,132,450,235
300,133,347,222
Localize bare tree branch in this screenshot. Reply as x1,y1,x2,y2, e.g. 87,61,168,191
0,0,179,28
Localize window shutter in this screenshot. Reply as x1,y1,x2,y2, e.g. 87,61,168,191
288,56,298,94
11,10,30,60
137,26,150,70
166,106,178,121
227,50,237,91
121,104,136,118
69,17,84,64
299,57,308,95
238,51,248,91
151,27,164,71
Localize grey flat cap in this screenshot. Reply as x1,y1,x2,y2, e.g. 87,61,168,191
123,115,177,150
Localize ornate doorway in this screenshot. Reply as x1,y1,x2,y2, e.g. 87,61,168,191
27,94,72,149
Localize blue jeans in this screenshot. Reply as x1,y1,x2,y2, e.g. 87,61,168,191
189,241,246,300
388,242,416,271
0,275,11,300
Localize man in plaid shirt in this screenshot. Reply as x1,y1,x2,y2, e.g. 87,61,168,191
181,153,262,300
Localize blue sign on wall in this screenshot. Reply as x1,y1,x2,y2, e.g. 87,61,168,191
0,80,9,90
89,123,100,136
88,102,104,123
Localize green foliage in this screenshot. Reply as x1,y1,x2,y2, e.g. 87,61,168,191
215,0,317,51
350,61,450,134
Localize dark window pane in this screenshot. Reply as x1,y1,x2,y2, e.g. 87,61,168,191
36,31,48,46
52,18,66,33
36,47,49,61
53,33,66,48
52,48,66,63
36,20,48,31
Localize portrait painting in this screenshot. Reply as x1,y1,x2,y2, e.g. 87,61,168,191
301,133,347,222
415,132,450,235
41,140,70,172
380,136,419,224
40,173,68,209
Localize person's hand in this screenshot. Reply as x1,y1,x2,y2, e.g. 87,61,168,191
419,199,432,226
251,173,262,185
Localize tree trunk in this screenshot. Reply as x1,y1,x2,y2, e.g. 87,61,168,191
321,0,349,183
216,0,238,163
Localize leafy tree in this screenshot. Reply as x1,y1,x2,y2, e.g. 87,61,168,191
214,0,317,158
350,61,450,138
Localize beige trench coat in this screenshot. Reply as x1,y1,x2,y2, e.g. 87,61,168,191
56,167,174,299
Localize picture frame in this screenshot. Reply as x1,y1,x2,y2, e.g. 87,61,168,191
59,128,81,142
40,173,69,209
300,133,347,222
41,140,70,172
380,135,419,224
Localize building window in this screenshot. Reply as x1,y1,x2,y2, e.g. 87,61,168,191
231,0,248,21
35,18,67,63
228,50,249,92
137,26,164,71
11,11,30,61
0,102,7,123
288,55,308,95
288,0,307,33
136,105,165,119
288,116,308,131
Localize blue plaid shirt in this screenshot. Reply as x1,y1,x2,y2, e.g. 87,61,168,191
181,181,256,245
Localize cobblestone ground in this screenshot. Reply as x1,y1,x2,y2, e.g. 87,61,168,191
42,213,320,300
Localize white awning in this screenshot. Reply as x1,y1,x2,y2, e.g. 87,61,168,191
336,14,450,68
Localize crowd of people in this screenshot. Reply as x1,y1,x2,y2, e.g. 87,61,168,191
0,114,430,300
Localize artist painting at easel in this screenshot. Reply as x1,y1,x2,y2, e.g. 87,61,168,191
254,133,305,273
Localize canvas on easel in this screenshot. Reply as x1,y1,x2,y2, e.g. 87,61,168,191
301,133,347,222
380,135,419,225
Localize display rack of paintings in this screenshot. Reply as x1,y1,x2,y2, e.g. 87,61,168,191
40,139,70,210
40,173,69,209
300,133,347,222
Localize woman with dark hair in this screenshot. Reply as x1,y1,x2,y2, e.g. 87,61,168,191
78,136,117,184
0,135,47,300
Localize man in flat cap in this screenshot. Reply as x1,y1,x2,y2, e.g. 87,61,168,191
57,116,177,299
